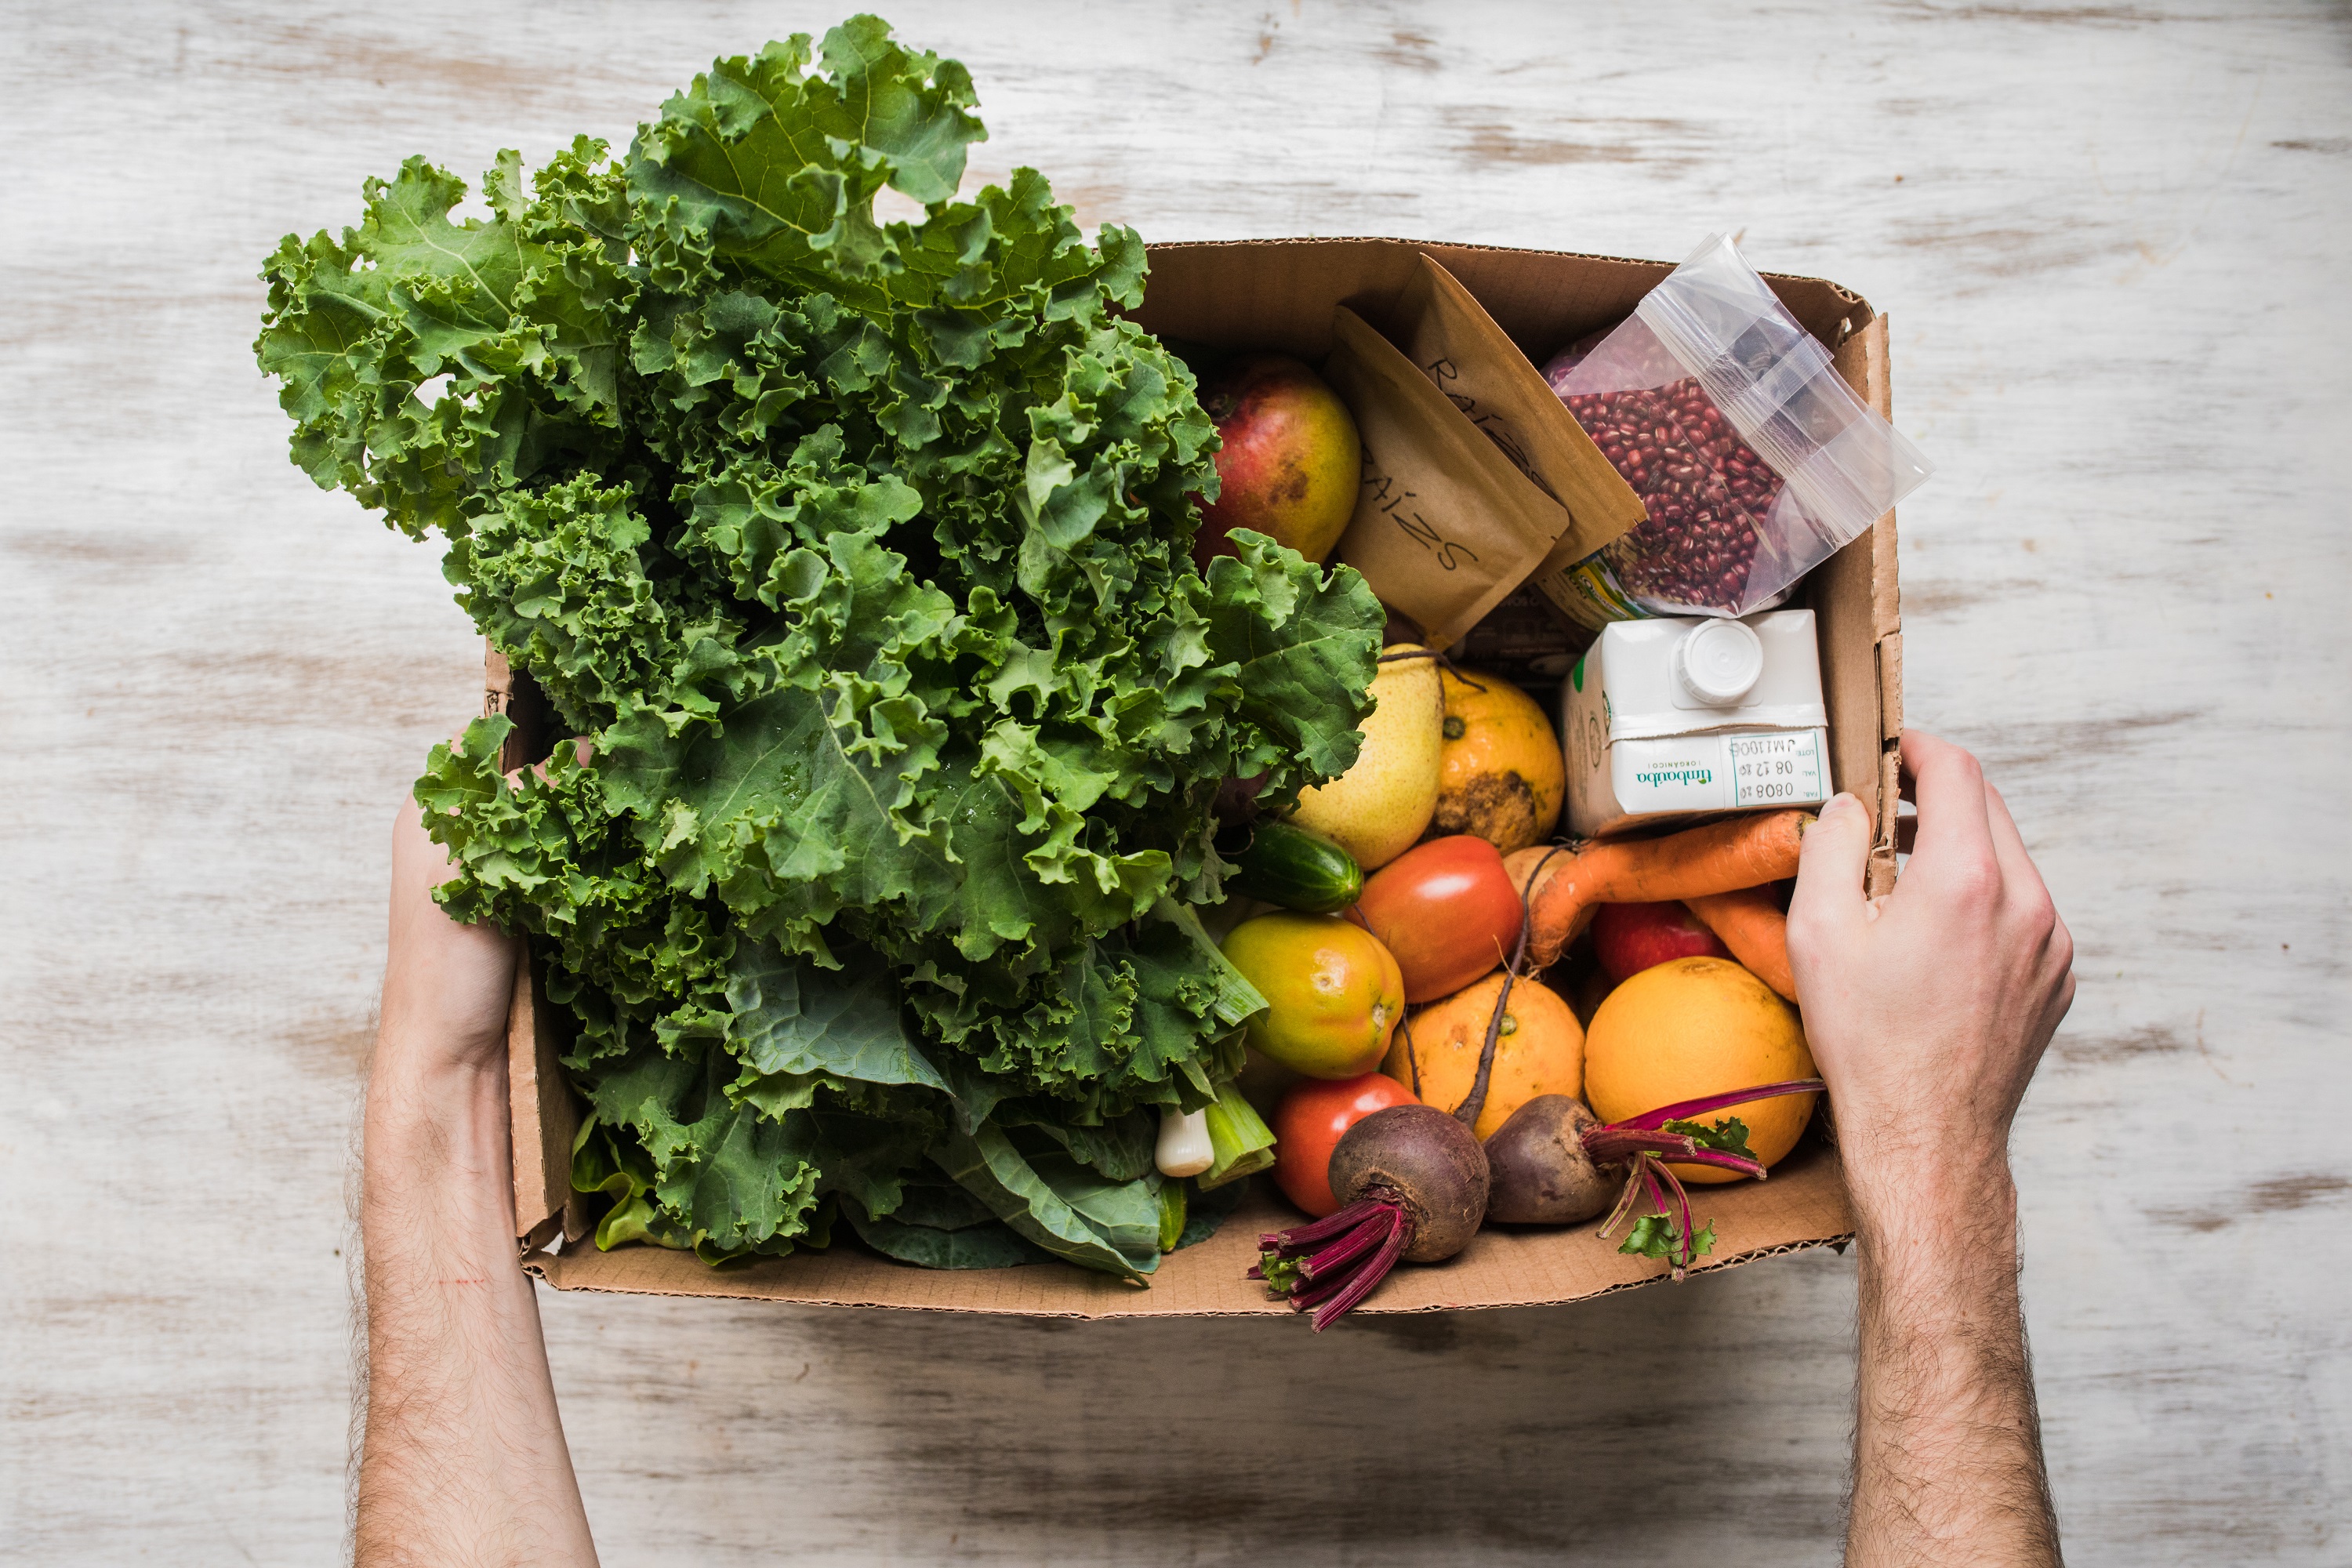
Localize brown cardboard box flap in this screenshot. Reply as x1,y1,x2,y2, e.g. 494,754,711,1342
524,1145,1851,1316
1130,238,1869,364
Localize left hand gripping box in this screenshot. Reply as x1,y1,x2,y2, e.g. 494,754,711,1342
496,237,1903,1317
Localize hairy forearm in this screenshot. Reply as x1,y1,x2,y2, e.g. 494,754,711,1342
1846,1160,2060,1566
358,1041,596,1568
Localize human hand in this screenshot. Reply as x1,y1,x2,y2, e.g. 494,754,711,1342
376,794,518,1082
1786,731,2074,1218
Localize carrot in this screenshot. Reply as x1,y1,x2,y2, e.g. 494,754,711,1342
1505,811,1813,967
1684,887,1795,1001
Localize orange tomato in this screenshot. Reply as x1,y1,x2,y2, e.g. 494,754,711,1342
1384,973,1584,1138
1221,912,1406,1078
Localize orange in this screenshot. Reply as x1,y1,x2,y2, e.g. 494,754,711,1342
1433,665,1566,855
1583,956,1817,1184
1384,973,1583,1139
1222,912,1406,1079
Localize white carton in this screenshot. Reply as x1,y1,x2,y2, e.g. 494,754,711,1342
1562,610,1831,837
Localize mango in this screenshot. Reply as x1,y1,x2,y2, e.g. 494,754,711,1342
1221,912,1406,1080
1192,355,1362,568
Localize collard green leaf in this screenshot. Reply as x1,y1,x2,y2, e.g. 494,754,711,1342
934,1123,1161,1280
840,1196,1051,1270
1175,1171,1247,1250
1017,1109,1157,1183
884,1178,1000,1232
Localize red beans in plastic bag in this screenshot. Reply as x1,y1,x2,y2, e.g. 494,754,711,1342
1552,377,1786,615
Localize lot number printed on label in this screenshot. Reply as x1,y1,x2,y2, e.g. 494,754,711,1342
1729,732,1823,807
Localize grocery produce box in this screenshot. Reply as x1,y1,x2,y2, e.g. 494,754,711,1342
500,238,1903,1316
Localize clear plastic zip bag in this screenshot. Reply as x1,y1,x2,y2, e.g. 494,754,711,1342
1541,234,1933,621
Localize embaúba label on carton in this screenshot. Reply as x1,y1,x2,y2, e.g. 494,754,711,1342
1563,609,1831,837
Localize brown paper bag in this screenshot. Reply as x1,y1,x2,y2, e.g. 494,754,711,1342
1323,307,1572,649
1385,256,1646,629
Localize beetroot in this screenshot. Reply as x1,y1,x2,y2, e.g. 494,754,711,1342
1251,823,1828,1318
1484,1095,1613,1224
1252,1105,1489,1330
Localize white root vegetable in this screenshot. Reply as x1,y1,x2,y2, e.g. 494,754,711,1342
1156,1107,1215,1178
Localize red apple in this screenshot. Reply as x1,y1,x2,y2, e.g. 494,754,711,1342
1590,900,1730,985
1191,354,1362,569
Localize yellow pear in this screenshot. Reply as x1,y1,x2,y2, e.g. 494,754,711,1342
1288,644,1443,871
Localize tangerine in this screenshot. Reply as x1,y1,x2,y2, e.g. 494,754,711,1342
1433,664,1566,855
1384,972,1584,1139
1583,956,1817,1184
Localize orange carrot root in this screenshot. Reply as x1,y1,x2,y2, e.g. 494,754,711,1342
1510,811,1813,968
1684,887,1795,1000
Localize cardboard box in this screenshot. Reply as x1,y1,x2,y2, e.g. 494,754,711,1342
499,238,1904,1316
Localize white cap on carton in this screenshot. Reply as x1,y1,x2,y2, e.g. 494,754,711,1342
1672,619,1765,706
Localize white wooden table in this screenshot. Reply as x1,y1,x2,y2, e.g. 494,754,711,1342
5,3,2347,1563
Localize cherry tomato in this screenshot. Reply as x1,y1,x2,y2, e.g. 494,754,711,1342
1272,1071,1417,1217
1353,835,1525,1003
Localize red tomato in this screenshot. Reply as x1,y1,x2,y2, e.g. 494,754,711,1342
1352,835,1525,1003
1272,1072,1418,1217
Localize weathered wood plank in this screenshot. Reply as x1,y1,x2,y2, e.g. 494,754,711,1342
3,2,2347,1564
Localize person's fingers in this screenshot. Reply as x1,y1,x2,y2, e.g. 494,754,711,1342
1976,781,2077,1051
1897,730,1997,890
1788,791,1875,964
391,791,463,894
1980,782,2045,895
1984,783,2074,977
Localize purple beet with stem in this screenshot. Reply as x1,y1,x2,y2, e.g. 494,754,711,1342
1250,1104,1489,1331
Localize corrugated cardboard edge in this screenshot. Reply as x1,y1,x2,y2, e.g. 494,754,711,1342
521,1145,1852,1318
1822,315,1904,898
505,944,583,1254
488,646,586,1254
1131,236,1870,363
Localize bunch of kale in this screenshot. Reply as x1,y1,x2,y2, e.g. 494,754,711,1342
256,18,1379,1276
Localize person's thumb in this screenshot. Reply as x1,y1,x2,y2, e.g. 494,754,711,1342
1787,793,1874,970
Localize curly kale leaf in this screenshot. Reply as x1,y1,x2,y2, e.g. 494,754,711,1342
260,16,1381,1274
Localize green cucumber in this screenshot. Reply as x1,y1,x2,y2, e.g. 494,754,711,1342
1225,819,1363,915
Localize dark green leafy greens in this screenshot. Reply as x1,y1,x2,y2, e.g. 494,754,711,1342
256,17,1380,1279
1610,1120,1751,1272
1661,1116,1755,1160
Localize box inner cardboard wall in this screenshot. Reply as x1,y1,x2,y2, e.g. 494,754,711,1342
495,238,1899,1314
